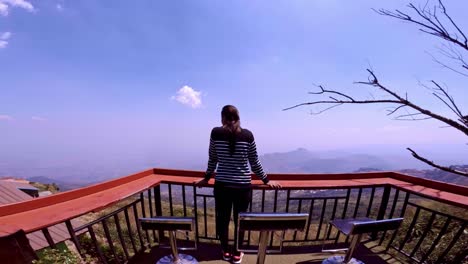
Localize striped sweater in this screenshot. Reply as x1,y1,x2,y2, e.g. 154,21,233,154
204,127,269,186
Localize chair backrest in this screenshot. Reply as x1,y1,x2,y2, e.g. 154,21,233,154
238,213,309,232
350,218,403,235
139,217,194,231
0,229,38,264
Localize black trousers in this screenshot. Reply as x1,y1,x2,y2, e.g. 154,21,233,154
213,184,252,252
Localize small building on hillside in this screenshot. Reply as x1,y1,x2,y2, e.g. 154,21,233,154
0,177,39,197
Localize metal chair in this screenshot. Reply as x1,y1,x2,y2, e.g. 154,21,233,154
139,217,198,264
0,229,38,264
322,217,404,264
237,212,309,264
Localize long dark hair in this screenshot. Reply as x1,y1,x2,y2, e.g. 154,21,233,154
221,105,241,155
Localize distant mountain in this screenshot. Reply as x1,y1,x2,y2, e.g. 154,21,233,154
260,148,392,173
27,176,88,191
398,166,468,186
259,148,467,185
353,166,468,185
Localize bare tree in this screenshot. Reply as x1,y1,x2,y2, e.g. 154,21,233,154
285,0,468,177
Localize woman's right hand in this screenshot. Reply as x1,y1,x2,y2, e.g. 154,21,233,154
266,180,282,189
194,178,209,188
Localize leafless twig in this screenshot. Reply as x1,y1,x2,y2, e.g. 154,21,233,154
376,2,468,50
427,51,468,77
430,81,464,119
407,148,468,176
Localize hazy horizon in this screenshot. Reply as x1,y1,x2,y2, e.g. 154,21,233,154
1,143,466,184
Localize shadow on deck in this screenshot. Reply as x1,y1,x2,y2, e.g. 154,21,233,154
128,241,404,264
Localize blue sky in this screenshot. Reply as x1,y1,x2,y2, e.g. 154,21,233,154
0,0,467,174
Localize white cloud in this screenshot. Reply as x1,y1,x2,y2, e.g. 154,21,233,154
0,115,13,121
0,31,10,48
0,0,35,16
32,116,47,121
171,85,203,108
3,0,34,11
56,3,63,11
1,31,11,39
0,40,7,48
0,2,8,16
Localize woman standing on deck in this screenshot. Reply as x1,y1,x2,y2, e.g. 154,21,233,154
195,105,281,263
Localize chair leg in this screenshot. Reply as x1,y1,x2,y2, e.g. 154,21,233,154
158,230,199,264
256,230,270,264
344,234,362,263
169,231,180,261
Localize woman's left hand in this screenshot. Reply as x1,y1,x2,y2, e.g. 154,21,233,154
194,178,209,188
266,180,282,189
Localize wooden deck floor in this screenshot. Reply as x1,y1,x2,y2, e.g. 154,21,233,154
128,241,407,264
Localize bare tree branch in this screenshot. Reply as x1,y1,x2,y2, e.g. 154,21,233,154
437,0,468,47
387,105,407,116
310,103,343,115
358,69,468,135
286,69,468,136
285,69,468,175
394,112,428,118
282,98,401,111
288,1,467,176
394,117,433,121
436,43,468,66
427,51,468,77
408,3,448,36
375,2,468,51
430,80,464,119
308,85,355,101
395,116,432,121
407,148,468,176
461,116,468,126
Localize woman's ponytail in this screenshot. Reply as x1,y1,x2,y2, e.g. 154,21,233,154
221,105,241,155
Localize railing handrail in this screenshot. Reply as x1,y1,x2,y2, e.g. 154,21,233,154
154,168,468,195
0,168,157,217
0,168,467,236
388,171,467,196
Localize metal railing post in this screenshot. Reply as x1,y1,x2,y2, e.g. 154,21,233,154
373,185,391,239
154,185,164,240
